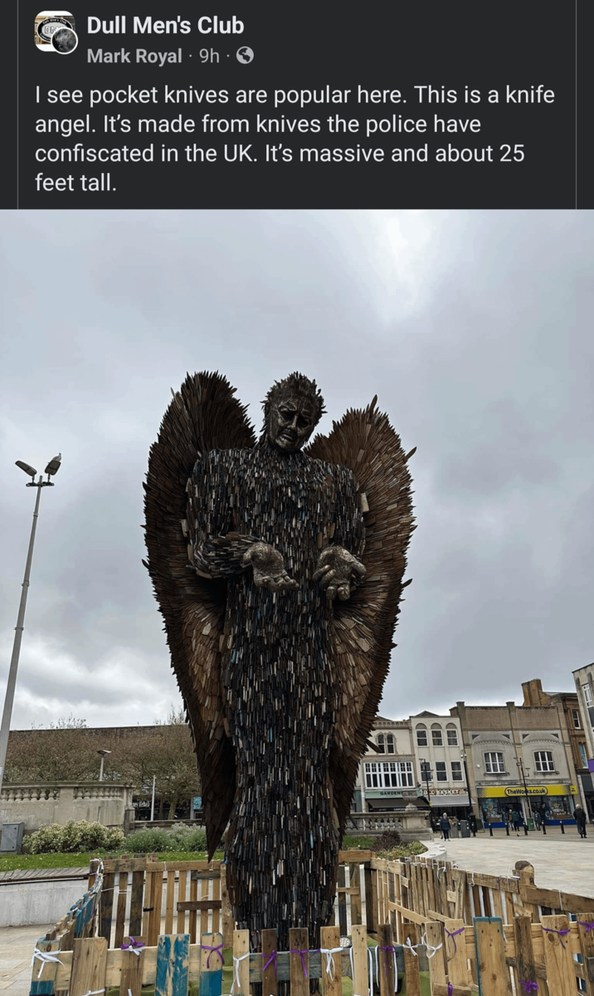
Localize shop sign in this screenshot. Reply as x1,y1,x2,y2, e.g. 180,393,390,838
479,783,571,798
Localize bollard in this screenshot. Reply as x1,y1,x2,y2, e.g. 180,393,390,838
489,823,494,837
524,823,528,835
560,821,565,834
505,824,510,836
542,822,547,835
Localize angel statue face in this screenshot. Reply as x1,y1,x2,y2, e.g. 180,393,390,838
263,373,324,453
268,396,317,452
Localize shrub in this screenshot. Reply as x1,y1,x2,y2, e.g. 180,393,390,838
371,830,402,852
125,823,208,854
23,820,125,854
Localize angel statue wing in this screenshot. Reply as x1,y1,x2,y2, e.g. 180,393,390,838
143,371,256,854
306,399,415,836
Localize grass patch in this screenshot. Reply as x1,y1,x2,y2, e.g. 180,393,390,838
0,850,226,872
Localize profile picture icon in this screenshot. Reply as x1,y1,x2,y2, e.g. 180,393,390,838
34,11,78,53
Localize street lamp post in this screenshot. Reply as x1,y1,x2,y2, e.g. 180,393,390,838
0,456,61,801
516,756,533,830
420,760,432,821
460,751,473,816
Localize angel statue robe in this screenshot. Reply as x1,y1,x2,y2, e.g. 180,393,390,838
144,371,415,948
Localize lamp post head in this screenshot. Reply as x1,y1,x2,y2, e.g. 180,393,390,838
45,454,62,477
15,460,37,478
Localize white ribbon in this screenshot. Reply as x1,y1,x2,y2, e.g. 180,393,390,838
404,937,418,957
80,989,105,995
320,945,343,980
420,934,443,959
231,952,250,993
32,948,64,979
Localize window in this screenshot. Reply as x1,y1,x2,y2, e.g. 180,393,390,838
419,760,432,781
435,761,447,782
416,726,428,747
534,750,554,773
431,725,443,746
377,733,384,752
484,751,505,774
582,683,593,707
364,761,414,789
386,733,395,754
572,709,582,729
446,726,458,746
451,761,463,781
579,742,588,768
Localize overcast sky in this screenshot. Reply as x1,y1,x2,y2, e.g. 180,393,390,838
0,210,591,731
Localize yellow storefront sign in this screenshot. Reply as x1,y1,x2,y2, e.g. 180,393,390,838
479,784,577,798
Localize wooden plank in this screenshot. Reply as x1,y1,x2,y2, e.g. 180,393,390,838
350,862,362,927
513,914,538,996
200,865,209,938
262,928,279,996
540,914,575,996
177,870,188,934
340,849,373,862
189,868,198,942
577,911,594,995
99,872,115,943
30,937,64,995
337,862,348,936
398,920,421,996
200,931,224,996
233,929,250,996
377,923,396,996
221,864,233,949
114,871,128,948
129,868,145,938
365,861,377,933
319,925,341,996
473,918,512,995
70,937,108,996
289,927,309,996
388,900,430,925
155,933,190,996
443,919,470,989
423,921,447,989
119,943,144,996
164,870,176,935
148,870,163,947
351,924,369,996
178,900,223,912
211,861,221,934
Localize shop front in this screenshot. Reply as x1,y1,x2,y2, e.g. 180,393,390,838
478,783,578,827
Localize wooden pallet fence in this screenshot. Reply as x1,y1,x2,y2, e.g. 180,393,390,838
36,914,594,996
30,859,103,996
372,854,594,929
92,851,373,950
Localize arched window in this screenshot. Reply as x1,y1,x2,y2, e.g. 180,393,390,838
431,724,443,747
386,733,395,754
446,725,458,746
377,733,385,751
416,725,428,747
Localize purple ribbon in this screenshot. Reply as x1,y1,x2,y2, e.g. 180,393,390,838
445,926,465,958
289,948,309,978
262,950,278,977
578,921,594,932
201,942,224,969
542,926,569,948
519,982,538,993
120,937,145,955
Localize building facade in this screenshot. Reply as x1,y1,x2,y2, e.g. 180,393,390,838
355,717,420,813
410,712,471,820
451,691,579,827
572,662,594,817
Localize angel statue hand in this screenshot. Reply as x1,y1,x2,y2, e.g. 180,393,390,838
313,546,366,602
242,542,299,592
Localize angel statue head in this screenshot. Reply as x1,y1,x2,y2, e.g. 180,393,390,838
262,372,325,452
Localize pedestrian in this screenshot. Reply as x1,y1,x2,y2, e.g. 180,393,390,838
533,809,542,830
468,812,477,837
511,809,523,836
439,812,451,841
574,805,587,838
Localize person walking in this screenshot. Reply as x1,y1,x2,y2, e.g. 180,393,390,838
439,812,451,841
511,809,524,836
574,805,588,838
468,812,477,837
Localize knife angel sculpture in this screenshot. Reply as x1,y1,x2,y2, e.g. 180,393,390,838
144,370,415,946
